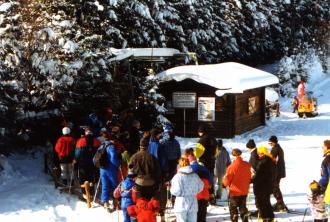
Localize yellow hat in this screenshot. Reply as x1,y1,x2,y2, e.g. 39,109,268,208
257,146,272,158
309,181,319,192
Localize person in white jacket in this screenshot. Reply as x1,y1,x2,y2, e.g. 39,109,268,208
170,157,204,222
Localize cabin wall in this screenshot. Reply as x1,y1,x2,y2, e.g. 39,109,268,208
158,80,266,138
159,79,235,138
234,88,266,134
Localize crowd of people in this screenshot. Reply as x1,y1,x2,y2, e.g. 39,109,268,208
53,110,330,222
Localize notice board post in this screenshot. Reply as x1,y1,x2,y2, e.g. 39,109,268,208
172,92,196,137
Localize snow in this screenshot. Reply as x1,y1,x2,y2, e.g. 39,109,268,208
0,2,12,12
1,63,330,221
109,47,181,62
63,40,78,54
156,62,279,96
94,1,104,11
0,24,11,36
266,87,279,102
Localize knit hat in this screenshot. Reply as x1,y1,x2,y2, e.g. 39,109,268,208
246,139,256,149
231,148,242,157
111,126,120,134
268,135,278,143
100,127,108,133
309,181,319,191
309,180,322,194
257,146,272,158
62,127,71,135
164,125,173,133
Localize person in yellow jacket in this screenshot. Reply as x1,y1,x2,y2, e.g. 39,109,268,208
194,124,218,204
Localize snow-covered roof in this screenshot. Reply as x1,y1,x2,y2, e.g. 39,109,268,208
109,48,182,62
156,62,279,96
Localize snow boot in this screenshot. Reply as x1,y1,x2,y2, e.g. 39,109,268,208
273,202,288,212
209,195,216,205
249,210,258,217
103,202,113,213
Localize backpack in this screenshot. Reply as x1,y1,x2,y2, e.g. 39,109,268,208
94,146,109,168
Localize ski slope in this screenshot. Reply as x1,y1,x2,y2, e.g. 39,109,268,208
1,73,330,221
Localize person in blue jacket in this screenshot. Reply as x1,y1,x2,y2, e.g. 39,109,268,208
147,127,168,222
94,136,120,209
148,128,168,177
117,169,137,222
188,154,213,186
319,140,330,188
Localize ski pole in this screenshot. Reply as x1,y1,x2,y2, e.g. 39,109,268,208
117,207,119,222
69,166,75,194
92,177,101,204
119,165,124,181
302,205,308,222
165,182,170,222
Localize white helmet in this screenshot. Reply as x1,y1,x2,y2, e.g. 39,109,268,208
62,127,71,135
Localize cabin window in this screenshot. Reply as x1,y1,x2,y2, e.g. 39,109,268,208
248,96,259,115
215,97,226,112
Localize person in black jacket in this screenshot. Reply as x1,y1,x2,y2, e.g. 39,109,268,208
268,135,288,212
194,124,218,204
253,146,275,222
246,139,259,175
195,125,218,173
128,120,142,154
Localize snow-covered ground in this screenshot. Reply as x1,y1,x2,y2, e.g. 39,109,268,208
1,67,330,222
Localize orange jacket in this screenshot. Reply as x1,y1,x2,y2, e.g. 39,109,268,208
197,178,209,200
55,136,75,159
223,157,251,197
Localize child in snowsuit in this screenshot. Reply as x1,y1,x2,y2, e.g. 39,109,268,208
114,169,137,222
127,197,160,222
170,157,204,222
308,181,328,222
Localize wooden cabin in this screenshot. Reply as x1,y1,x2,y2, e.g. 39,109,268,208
156,62,279,138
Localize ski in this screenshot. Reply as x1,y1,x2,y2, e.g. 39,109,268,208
286,209,307,215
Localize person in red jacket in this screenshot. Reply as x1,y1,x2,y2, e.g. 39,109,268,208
197,177,210,222
55,127,76,185
297,80,305,99
74,128,101,187
127,190,160,222
223,148,251,222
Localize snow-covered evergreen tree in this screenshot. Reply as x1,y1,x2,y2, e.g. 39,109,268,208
0,0,329,133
